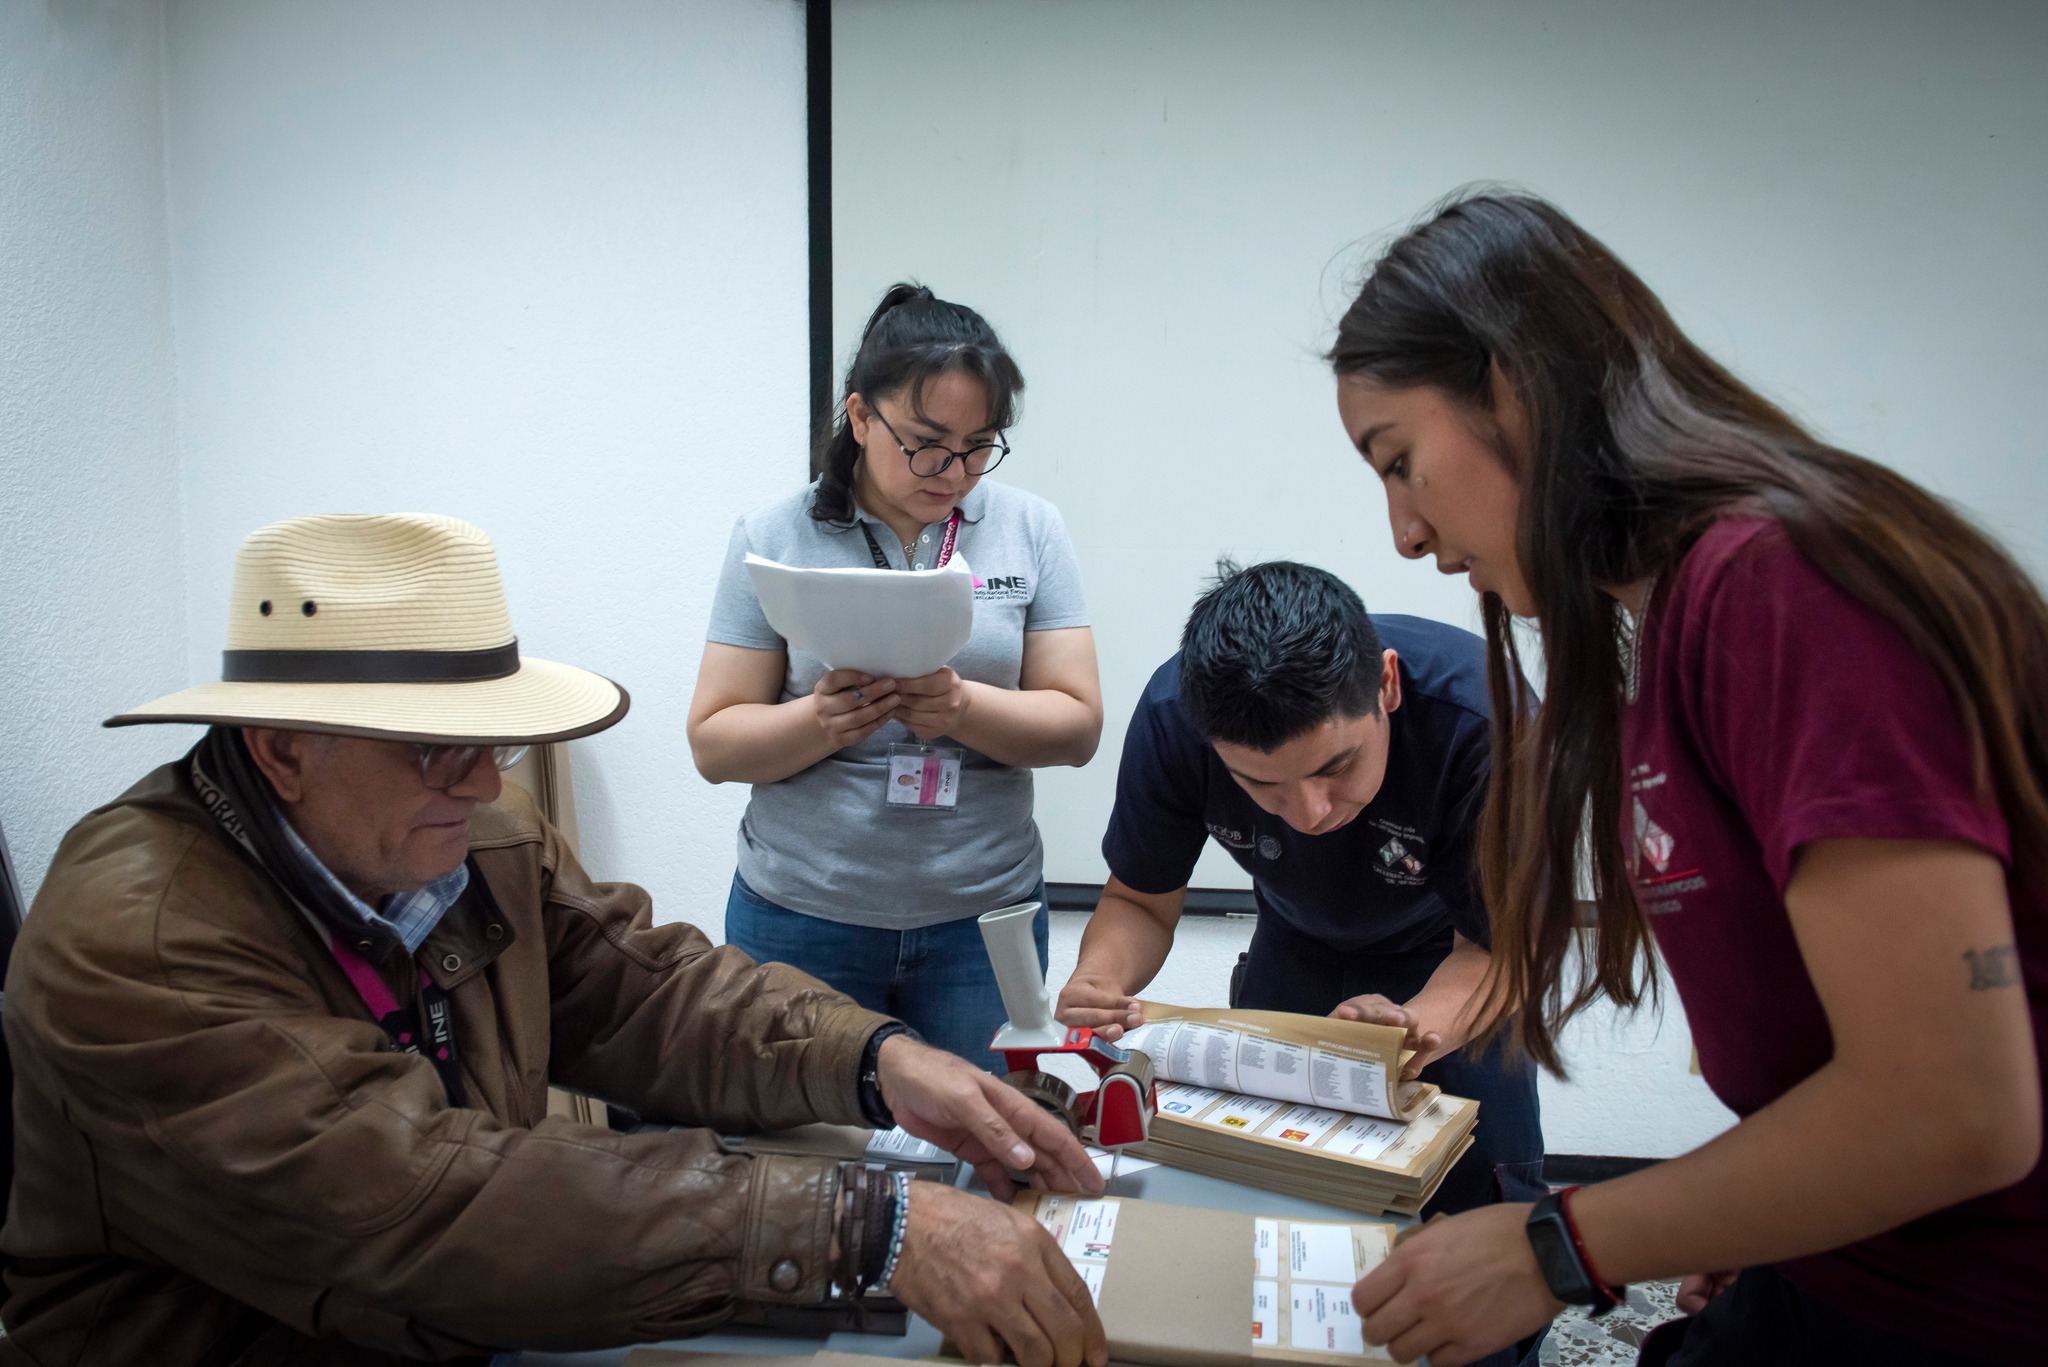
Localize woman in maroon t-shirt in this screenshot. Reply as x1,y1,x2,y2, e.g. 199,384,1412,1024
1327,193,2047,1367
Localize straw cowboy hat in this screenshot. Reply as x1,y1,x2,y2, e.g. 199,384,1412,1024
108,513,628,744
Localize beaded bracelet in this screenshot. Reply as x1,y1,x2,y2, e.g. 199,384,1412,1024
874,1170,912,1294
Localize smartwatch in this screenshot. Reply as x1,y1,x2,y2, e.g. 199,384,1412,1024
1526,1188,1623,1316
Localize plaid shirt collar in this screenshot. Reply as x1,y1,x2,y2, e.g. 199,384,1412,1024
274,814,469,955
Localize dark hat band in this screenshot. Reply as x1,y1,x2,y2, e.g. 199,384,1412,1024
221,640,521,684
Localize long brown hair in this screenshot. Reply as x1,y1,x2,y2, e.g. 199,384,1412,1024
1328,190,2048,1074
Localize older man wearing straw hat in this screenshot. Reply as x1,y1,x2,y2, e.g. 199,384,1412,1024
1,514,1107,1367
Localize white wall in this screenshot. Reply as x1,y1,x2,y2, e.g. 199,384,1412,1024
161,0,811,935
836,0,2048,1154
0,0,191,904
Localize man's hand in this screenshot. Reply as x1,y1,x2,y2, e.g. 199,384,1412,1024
876,1035,1103,1198
1056,971,1142,1042
1353,1202,1559,1366
889,1182,1109,1367
1332,994,1453,1081
893,667,970,742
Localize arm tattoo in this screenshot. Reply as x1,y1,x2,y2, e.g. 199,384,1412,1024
1963,945,2021,990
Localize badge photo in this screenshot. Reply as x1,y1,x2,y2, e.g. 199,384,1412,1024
886,743,963,812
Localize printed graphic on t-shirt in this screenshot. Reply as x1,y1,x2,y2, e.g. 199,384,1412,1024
1367,819,1427,887
974,573,1031,602
1629,763,1708,913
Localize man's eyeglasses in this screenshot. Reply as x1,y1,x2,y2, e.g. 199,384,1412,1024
414,743,529,791
866,401,1009,478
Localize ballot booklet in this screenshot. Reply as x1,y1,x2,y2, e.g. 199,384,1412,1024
744,551,975,678
1121,1003,1479,1217
953,1192,1401,1366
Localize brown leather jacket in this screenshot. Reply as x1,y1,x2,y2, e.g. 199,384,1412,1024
0,759,893,1365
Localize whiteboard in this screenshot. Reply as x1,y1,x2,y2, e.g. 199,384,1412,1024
834,0,2048,885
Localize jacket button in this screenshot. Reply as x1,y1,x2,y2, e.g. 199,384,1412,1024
485,923,504,941
769,1259,801,1293
356,940,374,954
441,953,462,972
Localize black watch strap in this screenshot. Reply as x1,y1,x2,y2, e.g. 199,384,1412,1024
857,1023,917,1129
1526,1191,1620,1316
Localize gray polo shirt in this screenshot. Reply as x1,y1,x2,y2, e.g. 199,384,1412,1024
706,478,1090,928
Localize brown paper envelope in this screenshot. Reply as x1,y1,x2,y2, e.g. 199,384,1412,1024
1093,1199,1256,1367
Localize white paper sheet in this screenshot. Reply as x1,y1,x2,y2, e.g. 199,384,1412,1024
744,552,975,678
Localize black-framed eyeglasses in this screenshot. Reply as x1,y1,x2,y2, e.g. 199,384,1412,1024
866,401,1009,478
414,743,529,791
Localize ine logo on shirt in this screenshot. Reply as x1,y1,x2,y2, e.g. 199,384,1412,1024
974,574,1030,601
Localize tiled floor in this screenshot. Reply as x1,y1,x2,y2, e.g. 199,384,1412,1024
1540,1280,1683,1366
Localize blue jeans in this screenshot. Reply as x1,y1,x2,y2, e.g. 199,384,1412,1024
725,873,1049,1073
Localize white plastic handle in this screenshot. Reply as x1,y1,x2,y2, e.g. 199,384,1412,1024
977,901,1052,1034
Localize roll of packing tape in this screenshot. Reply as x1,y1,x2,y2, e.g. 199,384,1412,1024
1004,1069,1084,1138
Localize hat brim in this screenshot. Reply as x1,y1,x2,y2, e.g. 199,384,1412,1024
105,657,629,746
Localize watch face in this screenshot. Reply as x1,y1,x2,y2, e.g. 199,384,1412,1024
1526,1209,1595,1304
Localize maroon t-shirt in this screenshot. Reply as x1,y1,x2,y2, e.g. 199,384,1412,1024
1622,517,2048,1363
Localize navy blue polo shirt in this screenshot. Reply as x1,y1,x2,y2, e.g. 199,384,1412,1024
1101,615,1493,957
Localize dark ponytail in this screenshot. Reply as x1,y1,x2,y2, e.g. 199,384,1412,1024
810,283,1025,524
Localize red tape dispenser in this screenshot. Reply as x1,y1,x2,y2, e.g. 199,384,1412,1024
976,902,1156,1150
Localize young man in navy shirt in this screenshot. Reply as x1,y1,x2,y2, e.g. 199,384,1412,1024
1056,561,1543,1215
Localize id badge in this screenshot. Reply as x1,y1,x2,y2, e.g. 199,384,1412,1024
886,744,962,813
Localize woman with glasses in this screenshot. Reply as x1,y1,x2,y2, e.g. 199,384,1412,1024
687,283,1103,1069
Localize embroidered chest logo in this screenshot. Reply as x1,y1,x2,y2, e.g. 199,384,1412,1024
1206,822,1254,851
1365,819,1429,887
1377,836,1425,879
1257,835,1283,860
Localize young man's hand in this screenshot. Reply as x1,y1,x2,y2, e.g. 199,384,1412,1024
1332,994,1450,1080
1056,972,1142,1042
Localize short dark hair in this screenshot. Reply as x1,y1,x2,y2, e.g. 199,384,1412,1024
1177,560,1384,750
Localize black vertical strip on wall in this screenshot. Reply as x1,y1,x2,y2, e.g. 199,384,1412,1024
806,0,833,476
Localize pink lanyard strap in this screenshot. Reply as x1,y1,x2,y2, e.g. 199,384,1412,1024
325,931,467,1105
933,508,963,567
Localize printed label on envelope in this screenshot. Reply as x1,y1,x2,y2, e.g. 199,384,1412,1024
1061,1199,1119,1262
1290,1284,1366,1356
1289,1223,1358,1284
1253,1279,1280,1347
1319,1113,1404,1164
1199,1094,1285,1132
1154,1081,1226,1116
1254,1217,1280,1279
1268,1103,1348,1146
